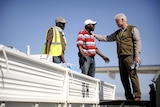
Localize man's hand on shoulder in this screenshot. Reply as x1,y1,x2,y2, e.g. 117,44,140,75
91,32,96,37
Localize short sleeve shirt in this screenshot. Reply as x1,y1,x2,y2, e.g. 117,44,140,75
77,29,96,56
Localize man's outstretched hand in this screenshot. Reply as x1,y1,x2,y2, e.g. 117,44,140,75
102,56,110,63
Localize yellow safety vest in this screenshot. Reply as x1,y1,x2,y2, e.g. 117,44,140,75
42,27,63,56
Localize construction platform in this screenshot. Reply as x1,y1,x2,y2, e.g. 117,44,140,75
100,100,151,107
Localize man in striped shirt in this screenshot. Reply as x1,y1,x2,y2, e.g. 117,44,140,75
77,19,109,77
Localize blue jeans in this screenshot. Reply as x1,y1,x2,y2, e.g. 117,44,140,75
79,56,95,77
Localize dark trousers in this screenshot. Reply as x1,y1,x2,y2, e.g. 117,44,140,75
52,56,61,63
119,55,141,100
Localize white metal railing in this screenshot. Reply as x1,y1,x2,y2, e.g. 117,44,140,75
0,44,116,106
0,45,67,103
99,81,116,100
67,70,100,104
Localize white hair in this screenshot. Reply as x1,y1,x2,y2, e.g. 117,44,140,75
114,13,127,21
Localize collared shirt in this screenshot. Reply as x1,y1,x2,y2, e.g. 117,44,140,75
55,26,64,35
95,26,142,57
55,26,66,40
55,26,67,51
77,29,96,56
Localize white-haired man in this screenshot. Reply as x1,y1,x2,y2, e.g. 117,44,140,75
93,13,142,101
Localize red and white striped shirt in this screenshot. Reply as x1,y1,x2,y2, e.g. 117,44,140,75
77,29,96,57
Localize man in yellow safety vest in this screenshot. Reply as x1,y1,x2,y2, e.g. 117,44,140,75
42,17,67,63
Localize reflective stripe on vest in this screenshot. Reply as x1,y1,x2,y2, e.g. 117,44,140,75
42,27,62,56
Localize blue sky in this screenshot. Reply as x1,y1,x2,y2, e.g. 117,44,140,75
1,0,160,100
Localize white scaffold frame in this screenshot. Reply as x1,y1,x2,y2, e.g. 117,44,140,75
0,44,116,107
